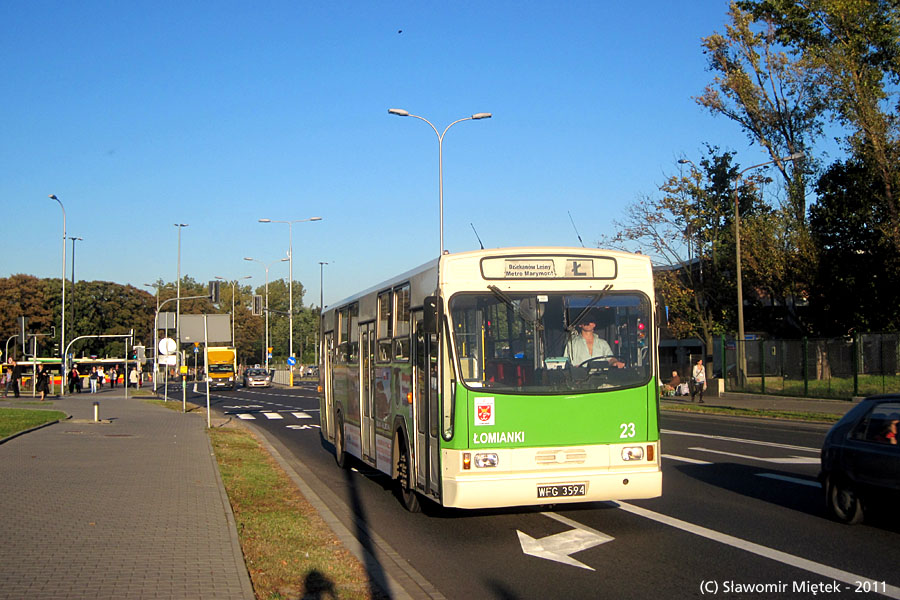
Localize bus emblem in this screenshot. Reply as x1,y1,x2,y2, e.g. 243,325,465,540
475,397,495,426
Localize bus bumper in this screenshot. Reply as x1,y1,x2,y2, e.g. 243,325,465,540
440,444,662,509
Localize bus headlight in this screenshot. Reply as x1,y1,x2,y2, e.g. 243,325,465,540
621,447,644,461
474,453,499,468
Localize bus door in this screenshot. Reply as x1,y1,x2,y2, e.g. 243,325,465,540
361,322,376,462
323,332,334,442
414,316,441,499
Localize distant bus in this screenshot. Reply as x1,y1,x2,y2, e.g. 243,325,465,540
319,247,662,511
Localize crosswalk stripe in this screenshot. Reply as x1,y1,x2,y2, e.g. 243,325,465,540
237,414,256,420
263,412,283,420
292,412,311,419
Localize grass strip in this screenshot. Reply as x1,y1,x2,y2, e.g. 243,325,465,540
661,403,841,423
0,407,67,438
209,424,385,600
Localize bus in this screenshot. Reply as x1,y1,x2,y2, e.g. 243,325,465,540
319,247,662,511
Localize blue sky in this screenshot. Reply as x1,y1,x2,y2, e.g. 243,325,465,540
3,1,776,307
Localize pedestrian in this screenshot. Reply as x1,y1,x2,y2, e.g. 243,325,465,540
129,367,138,388
109,365,117,389
89,366,98,393
35,364,51,401
6,358,22,398
97,366,105,389
690,358,707,404
68,366,81,394
2,361,11,397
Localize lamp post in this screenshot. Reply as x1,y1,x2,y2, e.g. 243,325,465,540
388,108,492,255
258,217,322,370
731,151,804,386
215,275,252,348
174,224,188,385
144,282,162,391
317,261,328,364
48,195,66,374
244,257,288,371
67,236,82,345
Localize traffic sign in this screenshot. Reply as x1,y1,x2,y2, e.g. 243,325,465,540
267,353,272,359
159,338,177,355
287,356,296,366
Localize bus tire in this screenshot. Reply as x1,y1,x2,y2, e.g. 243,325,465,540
334,411,349,469
395,432,421,513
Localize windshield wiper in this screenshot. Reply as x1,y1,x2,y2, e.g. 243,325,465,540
487,285,543,331
567,284,614,331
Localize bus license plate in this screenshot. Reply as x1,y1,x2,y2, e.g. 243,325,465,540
537,483,586,498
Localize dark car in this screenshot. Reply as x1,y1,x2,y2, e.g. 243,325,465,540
820,394,900,524
242,368,272,388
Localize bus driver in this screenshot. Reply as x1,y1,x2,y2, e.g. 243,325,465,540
564,314,624,368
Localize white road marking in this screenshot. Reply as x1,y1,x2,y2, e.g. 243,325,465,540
615,501,900,599
662,429,818,453
517,512,614,571
263,412,283,420
690,447,820,465
286,424,320,430
292,412,312,419
756,473,822,488
237,414,256,420
662,454,713,465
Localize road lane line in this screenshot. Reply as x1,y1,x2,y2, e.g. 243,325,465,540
662,454,713,465
615,502,900,599
662,429,819,453
689,447,820,465
757,473,822,488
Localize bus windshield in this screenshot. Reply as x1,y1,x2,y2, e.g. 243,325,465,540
449,291,652,394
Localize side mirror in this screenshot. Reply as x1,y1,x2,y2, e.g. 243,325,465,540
423,296,442,334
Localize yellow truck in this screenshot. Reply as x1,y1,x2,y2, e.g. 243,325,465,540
207,346,237,391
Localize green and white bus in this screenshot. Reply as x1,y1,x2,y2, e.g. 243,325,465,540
319,247,661,511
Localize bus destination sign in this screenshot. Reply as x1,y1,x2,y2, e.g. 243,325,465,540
504,259,556,278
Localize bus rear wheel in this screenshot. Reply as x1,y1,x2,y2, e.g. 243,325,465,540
395,433,421,513
334,412,349,469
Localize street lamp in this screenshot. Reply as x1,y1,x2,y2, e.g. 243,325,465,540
144,282,162,391
388,108,492,255
317,261,329,365
215,275,252,350
48,195,66,375
244,256,288,371
258,216,322,371
67,236,82,345
174,224,188,381
731,151,804,385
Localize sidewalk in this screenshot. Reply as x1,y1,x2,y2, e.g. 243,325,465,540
661,389,859,418
0,389,254,600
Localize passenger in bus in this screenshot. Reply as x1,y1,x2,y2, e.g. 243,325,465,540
564,315,624,368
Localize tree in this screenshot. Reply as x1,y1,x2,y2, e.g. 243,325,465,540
809,159,900,333
743,0,900,254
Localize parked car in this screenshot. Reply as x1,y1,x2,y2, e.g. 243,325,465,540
304,365,319,377
820,394,900,524
242,367,272,388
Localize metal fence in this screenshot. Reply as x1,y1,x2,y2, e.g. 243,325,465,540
718,333,900,399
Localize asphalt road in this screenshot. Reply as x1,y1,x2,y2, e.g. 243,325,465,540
185,382,900,600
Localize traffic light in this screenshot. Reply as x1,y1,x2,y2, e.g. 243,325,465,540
637,319,646,347
209,280,221,303
18,316,26,353
134,345,146,363
252,295,263,316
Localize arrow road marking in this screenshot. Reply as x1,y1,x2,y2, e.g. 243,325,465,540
286,424,320,430
517,512,614,571
689,447,819,465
